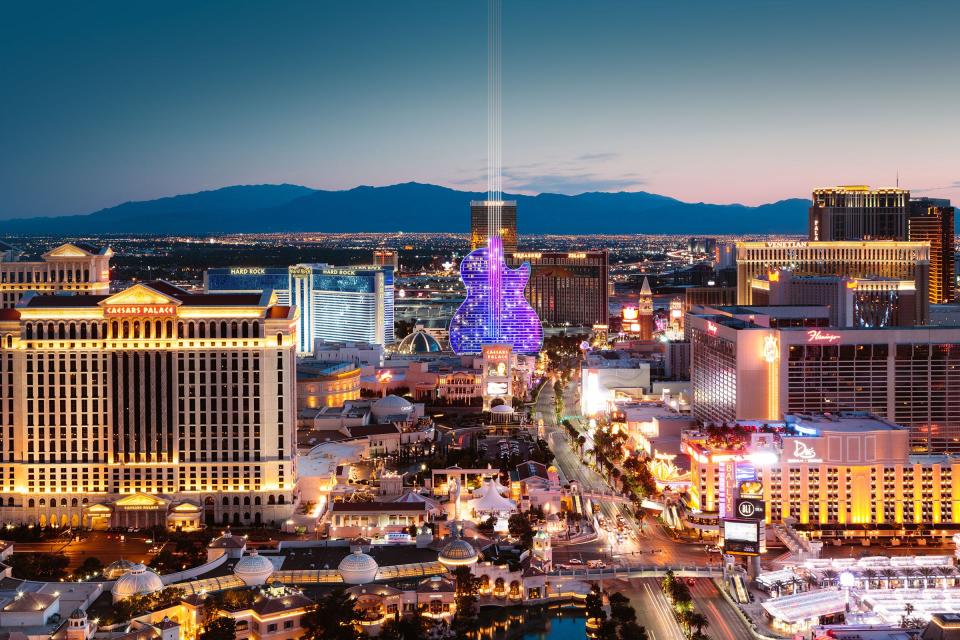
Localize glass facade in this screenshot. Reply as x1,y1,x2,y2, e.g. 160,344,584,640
206,265,395,353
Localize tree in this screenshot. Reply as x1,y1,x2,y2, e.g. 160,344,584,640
300,590,363,640
77,556,103,577
200,616,236,640
450,566,482,638
8,552,69,581
683,611,709,636
378,610,427,640
619,622,649,640
586,583,606,623
508,513,535,549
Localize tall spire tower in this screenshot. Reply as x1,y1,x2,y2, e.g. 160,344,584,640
639,276,654,341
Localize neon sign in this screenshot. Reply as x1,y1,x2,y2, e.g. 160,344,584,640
622,307,638,321
706,321,719,336
762,335,779,363
787,440,822,463
807,330,841,344
764,241,808,248
229,267,265,276
104,305,177,317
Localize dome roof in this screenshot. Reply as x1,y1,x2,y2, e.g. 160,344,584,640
69,608,86,620
438,525,478,567
371,394,414,419
111,564,163,601
104,558,137,580
397,328,442,354
490,404,514,414
234,550,275,586
338,550,379,584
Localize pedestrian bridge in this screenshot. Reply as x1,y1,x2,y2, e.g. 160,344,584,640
549,564,722,580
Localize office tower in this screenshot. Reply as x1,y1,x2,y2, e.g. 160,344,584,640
638,277,654,340
0,242,112,309
751,269,920,327
206,263,396,354
0,281,297,529
808,185,909,241
909,198,955,303
735,240,929,323
372,249,400,272
507,250,608,326
470,200,518,254
688,309,960,453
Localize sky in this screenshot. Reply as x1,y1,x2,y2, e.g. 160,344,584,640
1,0,959,219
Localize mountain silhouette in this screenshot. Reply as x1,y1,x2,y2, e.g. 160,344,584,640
2,182,810,235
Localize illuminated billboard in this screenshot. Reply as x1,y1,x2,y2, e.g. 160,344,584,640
722,518,761,555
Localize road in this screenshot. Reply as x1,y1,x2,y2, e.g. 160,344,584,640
622,578,686,640
537,378,716,568
689,579,754,640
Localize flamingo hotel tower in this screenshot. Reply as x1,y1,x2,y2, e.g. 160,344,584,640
0,280,298,530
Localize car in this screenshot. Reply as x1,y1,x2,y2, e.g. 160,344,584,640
705,545,721,554
568,558,583,565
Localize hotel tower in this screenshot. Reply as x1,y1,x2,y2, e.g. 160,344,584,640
0,281,298,530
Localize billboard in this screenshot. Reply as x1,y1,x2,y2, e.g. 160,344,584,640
722,518,761,556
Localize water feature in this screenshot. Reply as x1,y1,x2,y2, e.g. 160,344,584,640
475,604,588,639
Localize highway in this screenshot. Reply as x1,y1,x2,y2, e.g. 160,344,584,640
689,579,754,640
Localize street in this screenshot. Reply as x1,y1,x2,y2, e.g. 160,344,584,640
621,577,686,640
688,579,754,640
536,378,715,568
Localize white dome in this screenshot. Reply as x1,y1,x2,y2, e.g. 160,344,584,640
372,394,413,419
111,564,164,602
338,550,379,584
490,404,514,414
234,550,275,586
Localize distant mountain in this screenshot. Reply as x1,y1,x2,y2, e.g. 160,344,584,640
1,182,810,235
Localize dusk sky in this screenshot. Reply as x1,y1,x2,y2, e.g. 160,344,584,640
2,0,958,219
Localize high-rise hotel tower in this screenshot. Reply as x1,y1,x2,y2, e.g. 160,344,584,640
0,281,297,530
471,200,518,254
0,242,112,309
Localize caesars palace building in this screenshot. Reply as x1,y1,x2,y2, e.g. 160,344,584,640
689,308,960,454
0,280,298,530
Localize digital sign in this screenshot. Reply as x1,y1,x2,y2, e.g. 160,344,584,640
722,519,761,555
739,480,763,498
706,321,719,336
104,305,177,317
486,382,509,396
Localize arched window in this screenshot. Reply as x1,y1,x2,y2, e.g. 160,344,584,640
28,499,34,508
243,497,250,506
277,333,283,346
39,498,46,507
233,497,240,506
254,496,261,505
278,495,286,505
222,497,229,506
268,496,276,505
71,498,78,507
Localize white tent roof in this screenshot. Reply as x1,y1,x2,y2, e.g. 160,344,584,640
469,479,517,514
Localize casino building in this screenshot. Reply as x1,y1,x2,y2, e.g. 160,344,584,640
507,250,608,327
682,413,960,540
205,263,395,354
0,281,298,529
689,306,960,453
735,241,930,323
0,242,112,309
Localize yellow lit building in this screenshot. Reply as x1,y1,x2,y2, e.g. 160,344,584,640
0,280,298,529
296,362,361,409
682,413,960,540
0,242,112,308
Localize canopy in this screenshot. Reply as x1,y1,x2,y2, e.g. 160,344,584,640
469,479,517,514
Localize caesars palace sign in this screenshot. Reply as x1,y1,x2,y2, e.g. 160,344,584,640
104,305,178,317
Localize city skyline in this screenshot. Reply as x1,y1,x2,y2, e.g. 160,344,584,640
3,0,960,219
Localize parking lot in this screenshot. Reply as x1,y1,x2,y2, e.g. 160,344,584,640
475,434,534,465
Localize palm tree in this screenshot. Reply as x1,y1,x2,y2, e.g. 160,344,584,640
683,611,709,636
862,569,877,590
772,580,786,598
880,568,898,590
822,569,838,588
918,567,936,589
937,565,955,589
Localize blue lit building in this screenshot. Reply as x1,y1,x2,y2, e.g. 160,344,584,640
206,264,395,354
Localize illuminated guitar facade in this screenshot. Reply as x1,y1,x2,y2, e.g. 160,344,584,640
448,209,542,355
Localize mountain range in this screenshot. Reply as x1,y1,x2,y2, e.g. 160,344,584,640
1,182,811,235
